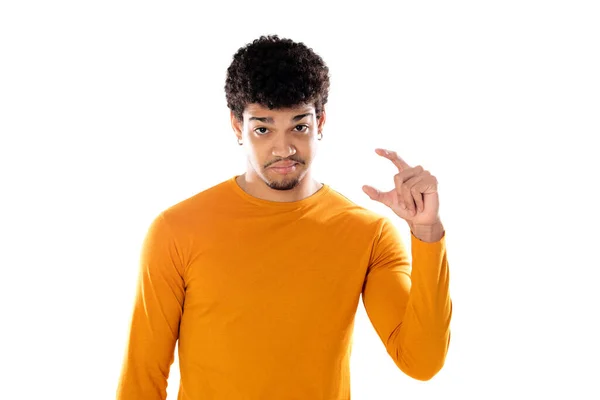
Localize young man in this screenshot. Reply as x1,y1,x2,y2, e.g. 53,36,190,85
116,34,452,399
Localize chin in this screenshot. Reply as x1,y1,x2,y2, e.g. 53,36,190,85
266,179,299,191
263,168,304,191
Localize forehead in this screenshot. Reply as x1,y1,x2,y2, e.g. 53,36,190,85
244,103,315,118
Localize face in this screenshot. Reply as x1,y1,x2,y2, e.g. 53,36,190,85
231,102,326,191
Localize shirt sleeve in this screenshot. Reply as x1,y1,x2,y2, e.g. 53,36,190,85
361,217,452,381
116,212,186,399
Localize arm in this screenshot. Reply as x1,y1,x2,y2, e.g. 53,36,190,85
361,217,452,381
116,212,185,399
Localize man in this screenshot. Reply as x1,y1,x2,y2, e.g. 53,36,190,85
116,34,452,399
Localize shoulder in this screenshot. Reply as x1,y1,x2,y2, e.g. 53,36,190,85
153,177,234,231
324,186,390,233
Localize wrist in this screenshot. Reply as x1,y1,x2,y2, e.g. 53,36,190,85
409,220,445,242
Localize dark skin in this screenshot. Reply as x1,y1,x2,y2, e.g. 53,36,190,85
363,149,444,242
230,102,326,203
231,102,444,241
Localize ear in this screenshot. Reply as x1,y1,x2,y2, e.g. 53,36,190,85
317,107,326,132
230,110,243,140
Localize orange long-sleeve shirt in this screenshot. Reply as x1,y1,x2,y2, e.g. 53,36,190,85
116,175,452,399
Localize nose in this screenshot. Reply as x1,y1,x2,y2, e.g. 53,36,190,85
271,134,297,158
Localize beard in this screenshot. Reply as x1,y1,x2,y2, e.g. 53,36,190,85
261,157,306,191
264,174,301,191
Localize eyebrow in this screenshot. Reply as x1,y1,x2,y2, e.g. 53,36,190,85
248,113,313,124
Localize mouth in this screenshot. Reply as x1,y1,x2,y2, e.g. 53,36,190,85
269,163,298,174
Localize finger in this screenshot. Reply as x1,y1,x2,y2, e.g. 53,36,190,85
393,166,423,210
403,183,417,215
406,172,429,213
375,148,411,172
362,185,393,208
409,178,425,213
362,185,380,201
400,174,425,215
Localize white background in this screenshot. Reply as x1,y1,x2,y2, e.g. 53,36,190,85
1,1,599,399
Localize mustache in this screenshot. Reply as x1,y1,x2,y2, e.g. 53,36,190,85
266,158,304,167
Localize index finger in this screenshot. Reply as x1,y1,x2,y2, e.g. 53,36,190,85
375,148,411,171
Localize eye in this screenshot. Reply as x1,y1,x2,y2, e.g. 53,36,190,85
254,127,269,135
294,124,309,132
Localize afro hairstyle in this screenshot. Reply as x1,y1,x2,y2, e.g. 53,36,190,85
225,34,330,123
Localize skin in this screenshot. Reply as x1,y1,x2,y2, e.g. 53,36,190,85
231,102,444,241
363,149,444,242
230,102,326,203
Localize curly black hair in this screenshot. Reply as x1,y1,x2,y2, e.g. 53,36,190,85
225,35,330,123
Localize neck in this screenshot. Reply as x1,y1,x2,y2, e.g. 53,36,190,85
236,170,323,203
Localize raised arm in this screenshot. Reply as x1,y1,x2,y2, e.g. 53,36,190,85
361,148,453,380
116,212,185,399
361,217,452,381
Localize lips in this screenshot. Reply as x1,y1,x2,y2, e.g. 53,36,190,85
269,162,298,174
270,162,297,168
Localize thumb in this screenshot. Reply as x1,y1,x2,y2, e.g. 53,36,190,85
362,185,383,202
